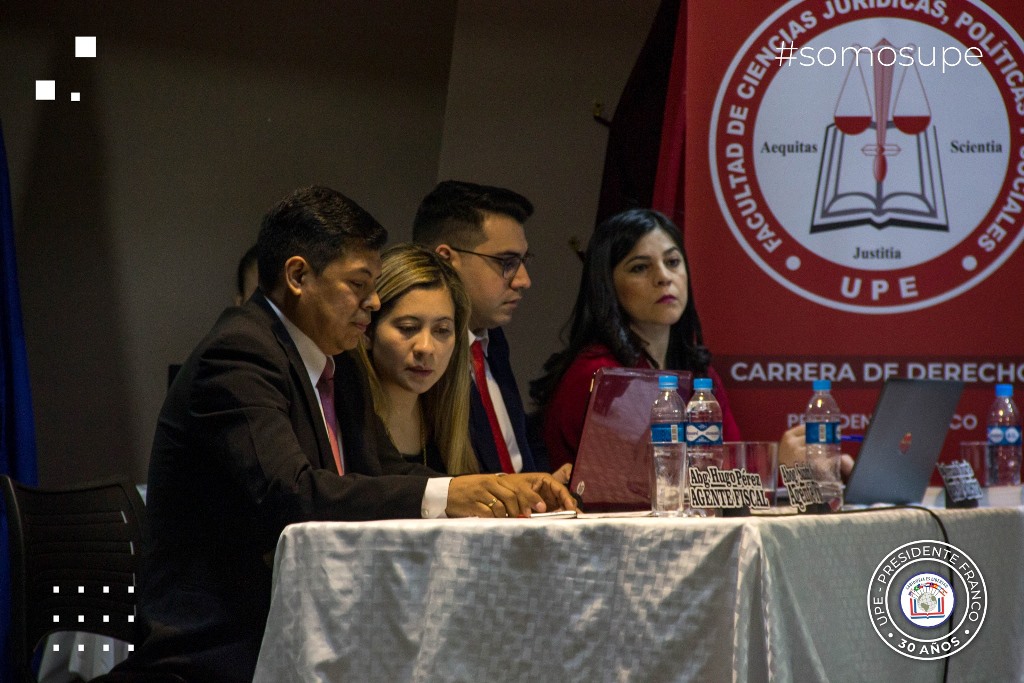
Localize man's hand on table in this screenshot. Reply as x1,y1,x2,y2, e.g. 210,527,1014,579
445,472,578,518
779,423,855,481
512,471,578,512
551,463,572,486
779,424,806,469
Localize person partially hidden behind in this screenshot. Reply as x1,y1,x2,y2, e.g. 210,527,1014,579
355,243,477,475
412,180,547,476
108,186,574,683
234,243,259,305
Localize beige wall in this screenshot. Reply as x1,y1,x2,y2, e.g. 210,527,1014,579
438,0,661,403
1,1,660,486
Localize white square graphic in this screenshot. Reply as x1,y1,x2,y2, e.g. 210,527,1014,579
53,615,59,623
78,644,85,652
53,644,60,652
71,92,80,102
36,81,55,100
75,36,96,58
103,614,110,623
103,644,110,652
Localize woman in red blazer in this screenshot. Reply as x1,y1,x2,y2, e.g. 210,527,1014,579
530,209,744,472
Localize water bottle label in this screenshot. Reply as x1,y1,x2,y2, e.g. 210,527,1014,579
685,421,723,446
651,422,685,444
988,426,1022,446
805,422,840,445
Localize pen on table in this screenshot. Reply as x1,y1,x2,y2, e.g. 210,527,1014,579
841,435,864,443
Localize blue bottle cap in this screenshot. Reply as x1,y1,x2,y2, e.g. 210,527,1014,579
693,378,713,390
658,375,678,390
812,380,832,391
996,383,1013,397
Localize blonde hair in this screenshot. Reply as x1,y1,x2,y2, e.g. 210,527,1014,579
357,243,478,474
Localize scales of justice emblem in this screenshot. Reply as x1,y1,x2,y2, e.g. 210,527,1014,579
811,39,949,234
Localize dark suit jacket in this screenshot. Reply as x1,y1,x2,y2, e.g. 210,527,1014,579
118,293,437,683
469,327,540,473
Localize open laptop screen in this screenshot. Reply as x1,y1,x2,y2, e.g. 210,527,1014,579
568,367,693,511
843,378,964,505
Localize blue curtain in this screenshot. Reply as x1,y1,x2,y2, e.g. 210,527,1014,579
1,119,39,681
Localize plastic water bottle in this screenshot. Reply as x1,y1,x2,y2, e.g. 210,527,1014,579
987,384,1021,486
805,380,843,511
650,375,686,516
685,377,724,517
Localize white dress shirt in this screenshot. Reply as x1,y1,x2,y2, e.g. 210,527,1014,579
266,298,451,517
469,329,524,473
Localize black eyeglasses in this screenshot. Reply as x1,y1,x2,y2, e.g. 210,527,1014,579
450,247,533,283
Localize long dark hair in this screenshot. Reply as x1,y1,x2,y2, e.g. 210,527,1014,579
530,208,709,408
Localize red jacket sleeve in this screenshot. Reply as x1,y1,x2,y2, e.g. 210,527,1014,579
541,348,622,471
542,354,741,470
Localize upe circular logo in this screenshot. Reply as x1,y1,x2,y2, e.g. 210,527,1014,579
900,572,954,627
709,0,1024,313
868,540,987,660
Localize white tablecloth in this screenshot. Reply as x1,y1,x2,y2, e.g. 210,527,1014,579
37,633,131,683
253,507,1024,682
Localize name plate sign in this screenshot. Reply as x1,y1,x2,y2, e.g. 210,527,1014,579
688,466,770,510
780,463,824,512
937,460,983,506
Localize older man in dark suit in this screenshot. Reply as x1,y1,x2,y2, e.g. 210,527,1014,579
110,186,573,683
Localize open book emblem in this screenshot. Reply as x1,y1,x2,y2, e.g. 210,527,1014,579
811,39,948,234
709,3,1024,313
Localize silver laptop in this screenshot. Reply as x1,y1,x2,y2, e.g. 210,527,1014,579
844,378,964,505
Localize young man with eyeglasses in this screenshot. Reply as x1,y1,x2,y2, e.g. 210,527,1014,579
413,180,541,475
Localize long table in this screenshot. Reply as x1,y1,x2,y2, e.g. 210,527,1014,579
253,507,1024,682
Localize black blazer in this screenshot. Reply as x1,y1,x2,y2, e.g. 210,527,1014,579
469,327,539,473
117,293,436,683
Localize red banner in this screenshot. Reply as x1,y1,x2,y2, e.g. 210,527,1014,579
663,0,1024,478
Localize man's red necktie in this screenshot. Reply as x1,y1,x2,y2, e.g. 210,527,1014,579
470,341,515,474
316,360,344,474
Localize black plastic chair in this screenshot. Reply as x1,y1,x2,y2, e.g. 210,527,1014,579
1,475,147,683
